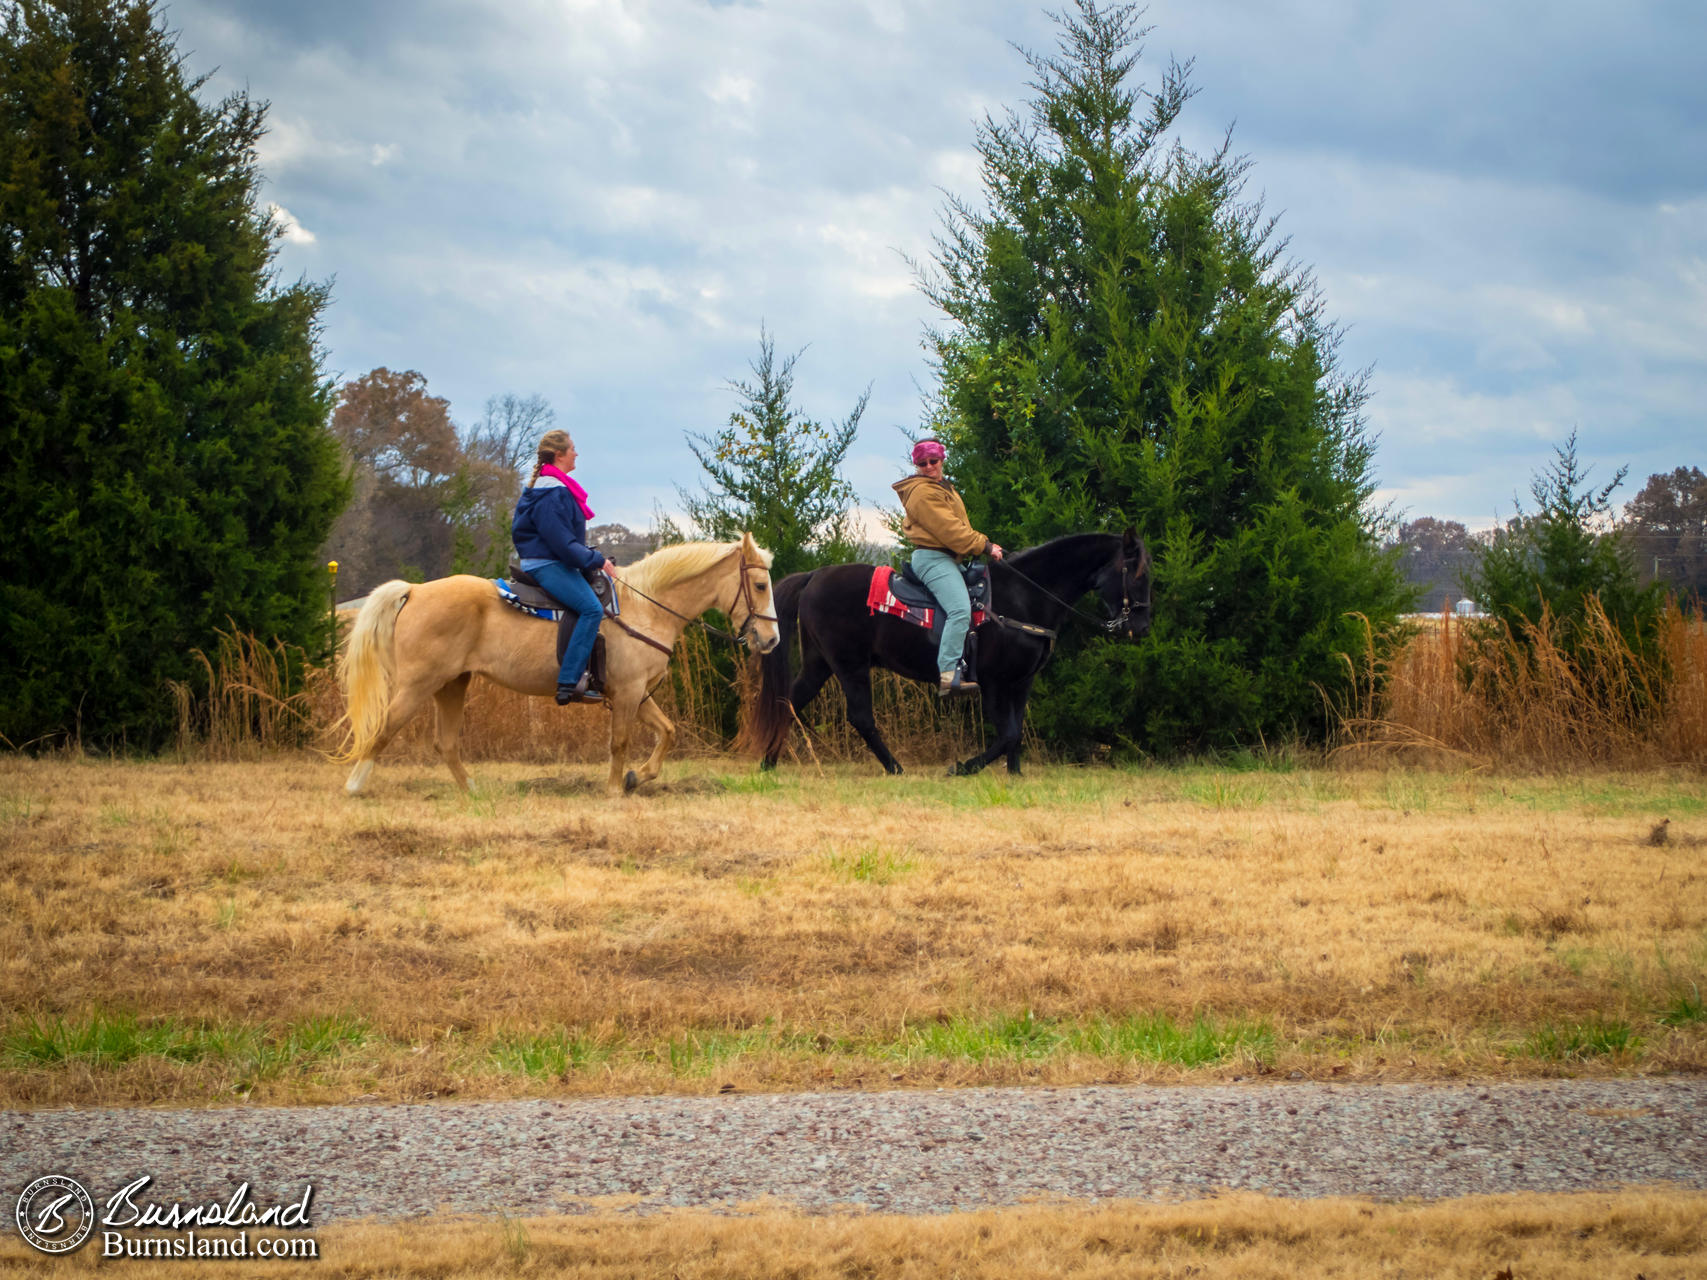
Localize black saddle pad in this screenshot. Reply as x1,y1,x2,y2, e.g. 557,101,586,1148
893,560,991,615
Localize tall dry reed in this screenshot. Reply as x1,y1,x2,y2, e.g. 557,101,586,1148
1338,598,1707,767
168,628,318,759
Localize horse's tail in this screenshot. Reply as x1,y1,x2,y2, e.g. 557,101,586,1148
336,580,412,763
744,568,813,759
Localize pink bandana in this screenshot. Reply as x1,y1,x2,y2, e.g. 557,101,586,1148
540,464,594,520
912,439,946,465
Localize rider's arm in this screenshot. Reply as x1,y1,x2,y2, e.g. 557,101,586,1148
538,490,607,571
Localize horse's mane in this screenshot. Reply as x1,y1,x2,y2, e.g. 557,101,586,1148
1006,530,1119,571
622,540,773,596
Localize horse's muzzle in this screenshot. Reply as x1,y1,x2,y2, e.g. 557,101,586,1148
743,621,782,654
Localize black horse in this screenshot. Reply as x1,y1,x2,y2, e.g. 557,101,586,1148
751,530,1152,776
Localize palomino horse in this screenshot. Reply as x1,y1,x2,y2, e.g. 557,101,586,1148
339,533,779,797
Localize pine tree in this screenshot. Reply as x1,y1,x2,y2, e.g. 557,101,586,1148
1471,432,1663,656
922,0,1408,752
680,329,868,579
0,0,347,748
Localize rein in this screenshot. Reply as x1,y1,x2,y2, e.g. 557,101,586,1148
605,613,674,658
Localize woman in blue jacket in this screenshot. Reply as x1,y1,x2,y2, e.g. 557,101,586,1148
511,429,613,703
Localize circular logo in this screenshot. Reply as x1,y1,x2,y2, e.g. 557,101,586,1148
15,1175,96,1254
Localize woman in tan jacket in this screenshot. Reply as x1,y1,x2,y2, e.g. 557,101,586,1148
891,439,1003,694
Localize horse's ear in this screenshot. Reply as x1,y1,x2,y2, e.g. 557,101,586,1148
1122,526,1138,550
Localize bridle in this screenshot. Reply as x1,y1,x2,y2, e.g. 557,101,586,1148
1103,541,1152,635
616,546,778,650
725,549,779,647
1000,539,1151,636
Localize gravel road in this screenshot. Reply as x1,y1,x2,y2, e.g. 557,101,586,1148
4,1080,1704,1226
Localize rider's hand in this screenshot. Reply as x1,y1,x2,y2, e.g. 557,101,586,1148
989,543,1004,562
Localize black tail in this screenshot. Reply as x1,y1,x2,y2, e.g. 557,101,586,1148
744,569,814,759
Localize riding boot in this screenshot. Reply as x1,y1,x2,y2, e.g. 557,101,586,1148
938,667,979,697
556,672,603,705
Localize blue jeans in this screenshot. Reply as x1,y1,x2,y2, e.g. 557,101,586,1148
525,561,603,686
910,547,972,676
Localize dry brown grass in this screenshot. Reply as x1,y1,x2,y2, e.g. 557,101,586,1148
2,756,1703,1106
1341,600,1707,768
2,1191,1703,1278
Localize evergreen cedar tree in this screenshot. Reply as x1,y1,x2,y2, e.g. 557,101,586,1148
672,329,870,743
1469,432,1665,663
924,1,1410,753
679,328,868,582
0,0,347,749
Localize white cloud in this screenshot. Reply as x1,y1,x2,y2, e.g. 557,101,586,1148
165,0,1703,532
706,73,756,107
848,504,899,546
266,203,315,245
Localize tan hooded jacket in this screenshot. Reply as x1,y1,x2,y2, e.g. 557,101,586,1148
893,475,989,558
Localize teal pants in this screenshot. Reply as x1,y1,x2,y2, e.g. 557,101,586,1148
910,547,972,676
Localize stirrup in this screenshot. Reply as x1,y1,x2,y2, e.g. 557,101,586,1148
556,673,603,705
938,668,979,697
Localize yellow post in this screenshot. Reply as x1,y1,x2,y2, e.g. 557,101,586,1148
327,561,339,662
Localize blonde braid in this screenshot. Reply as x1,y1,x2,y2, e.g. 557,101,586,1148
530,429,573,488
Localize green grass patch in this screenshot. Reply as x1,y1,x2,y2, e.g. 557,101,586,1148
1516,1019,1642,1061
1659,983,1705,1027
663,1028,784,1075
1485,777,1707,818
823,841,915,884
895,1010,1065,1062
1,1013,367,1075
1175,776,1271,810
488,1029,611,1078
720,771,787,795
891,1011,1274,1068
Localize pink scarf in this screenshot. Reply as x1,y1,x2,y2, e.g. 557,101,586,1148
539,464,594,520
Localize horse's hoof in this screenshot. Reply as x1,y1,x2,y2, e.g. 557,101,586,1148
886,763,905,776
946,763,963,777
623,770,639,793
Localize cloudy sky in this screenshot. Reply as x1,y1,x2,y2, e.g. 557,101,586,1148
170,0,1705,536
